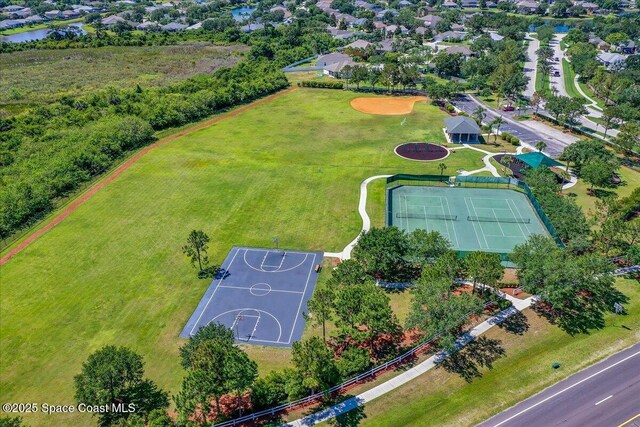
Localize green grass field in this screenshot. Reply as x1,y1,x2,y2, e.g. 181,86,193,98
0,43,246,108
354,277,640,427
0,88,487,426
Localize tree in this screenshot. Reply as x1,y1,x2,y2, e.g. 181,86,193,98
350,65,369,89
529,91,543,115
601,106,621,139
326,259,368,287
501,154,514,175
286,337,340,398
491,116,504,142
438,162,447,177
306,287,335,341
0,417,24,427
182,230,210,272
74,346,169,427
535,140,547,152
407,229,451,265
473,106,486,124
512,236,627,335
560,139,611,173
464,251,503,294
334,282,402,358
179,323,234,369
406,276,483,351
433,52,464,77
581,158,617,193
613,122,640,155
351,227,408,280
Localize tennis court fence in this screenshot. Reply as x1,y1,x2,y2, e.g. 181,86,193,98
211,299,500,427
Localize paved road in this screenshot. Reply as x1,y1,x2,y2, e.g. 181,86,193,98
547,34,618,138
523,33,540,98
478,342,640,427
452,94,577,158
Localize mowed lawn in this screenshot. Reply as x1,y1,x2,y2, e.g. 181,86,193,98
355,278,640,427
0,88,485,426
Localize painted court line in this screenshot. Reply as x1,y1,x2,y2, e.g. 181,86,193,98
188,247,242,336
218,285,304,294
464,197,485,250
287,252,318,344
443,197,460,247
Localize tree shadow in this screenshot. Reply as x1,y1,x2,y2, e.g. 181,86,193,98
497,311,530,335
440,337,506,382
532,288,630,336
300,395,366,427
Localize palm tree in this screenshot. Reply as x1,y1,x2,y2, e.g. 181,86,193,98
535,140,547,152
501,154,514,175
473,106,486,124
558,169,571,193
438,163,447,176
492,116,504,143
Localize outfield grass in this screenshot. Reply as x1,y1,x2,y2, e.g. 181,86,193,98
0,43,246,107
0,88,486,426
354,277,640,427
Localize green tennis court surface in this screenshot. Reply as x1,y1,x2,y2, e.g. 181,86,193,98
388,186,550,253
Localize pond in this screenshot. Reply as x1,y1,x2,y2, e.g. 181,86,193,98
231,7,256,21
528,23,571,33
0,22,86,43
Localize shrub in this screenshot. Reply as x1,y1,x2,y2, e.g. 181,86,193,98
298,80,344,89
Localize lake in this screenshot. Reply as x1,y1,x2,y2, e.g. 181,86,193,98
231,7,256,21
0,22,86,43
528,23,571,33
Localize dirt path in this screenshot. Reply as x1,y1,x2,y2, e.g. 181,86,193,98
0,87,298,266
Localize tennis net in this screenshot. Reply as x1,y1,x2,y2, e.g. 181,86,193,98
467,216,530,224
396,213,458,220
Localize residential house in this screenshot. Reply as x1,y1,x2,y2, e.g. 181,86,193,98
416,14,443,29
434,30,467,42
580,2,600,13
516,0,539,14
44,10,62,19
617,40,636,54
597,52,627,69
241,23,264,32
316,52,353,67
376,39,396,53
343,39,373,50
442,0,459,8
62,9,81,19
444,44,475,58
324,60,356,78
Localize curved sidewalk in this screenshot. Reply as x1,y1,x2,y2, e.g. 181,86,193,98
0,87,298,266
285,292,534,427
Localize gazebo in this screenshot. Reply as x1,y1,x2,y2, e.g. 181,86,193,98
514,152,564,169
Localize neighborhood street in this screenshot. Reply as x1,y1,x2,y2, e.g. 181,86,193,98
452,94,578,158
479,343,640,427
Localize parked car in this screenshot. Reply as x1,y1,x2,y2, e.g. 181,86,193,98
553,70,560,77
503,105,515,112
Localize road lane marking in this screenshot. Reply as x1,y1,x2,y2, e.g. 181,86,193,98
594,395,613,405
491,350,640,427
618,413,640,427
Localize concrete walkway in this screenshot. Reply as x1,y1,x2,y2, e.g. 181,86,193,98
574,75,603,112
284,292,534,427
462,144,501,177
324,175,391,260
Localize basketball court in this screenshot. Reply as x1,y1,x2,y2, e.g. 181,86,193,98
388,186,551,253
180,246,322,347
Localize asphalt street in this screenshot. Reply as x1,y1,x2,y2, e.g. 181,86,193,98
451,94,576,157
478,342,640,427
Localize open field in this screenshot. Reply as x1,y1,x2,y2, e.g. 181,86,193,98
569,163,640,216
0,88,487,426
0,43,246,108
353,277,640,427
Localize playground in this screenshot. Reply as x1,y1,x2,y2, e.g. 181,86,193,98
350,96,427,115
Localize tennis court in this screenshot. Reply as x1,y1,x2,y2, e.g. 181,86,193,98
180,246,322,347
388,186,550,253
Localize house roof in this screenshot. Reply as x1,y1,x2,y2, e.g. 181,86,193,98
515,152,563,169
317,52,352,66
444,116,481,134
324,60,355,73
344,39,372,49
444,45,473,56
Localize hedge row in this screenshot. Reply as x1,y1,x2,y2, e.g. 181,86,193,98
298,81,344,89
